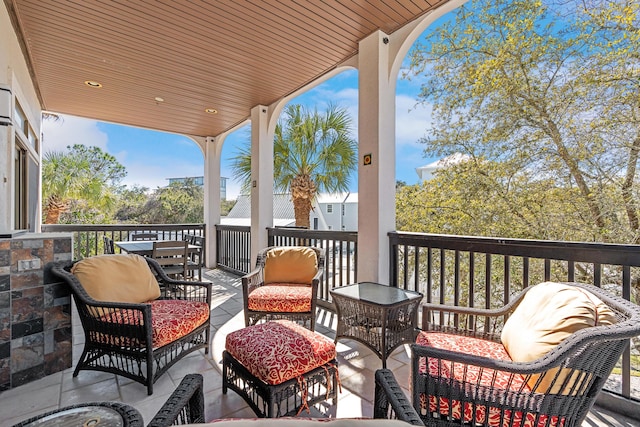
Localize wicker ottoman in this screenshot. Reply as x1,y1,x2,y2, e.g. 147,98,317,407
223,320,339,418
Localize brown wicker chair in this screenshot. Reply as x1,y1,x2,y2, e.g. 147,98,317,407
242,246,324,331
50,256,212,395
147,374,205,426
374,282,640,427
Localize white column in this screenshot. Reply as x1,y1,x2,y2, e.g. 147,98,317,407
250,105,274,265
203,135,223,268
357,30,397,284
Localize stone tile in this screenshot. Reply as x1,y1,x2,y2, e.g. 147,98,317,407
10,271,44,291
61,368,116,392
0,275,9,292
167,352,217,380
132,389,176,424
60,378,120,405
336,390,374,418
338,366,376,402
119,373,177,403
206,388,251,420
53,239,72,254
0,382,60,422
0,250,10,268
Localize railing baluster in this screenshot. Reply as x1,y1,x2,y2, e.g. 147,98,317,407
504,255,510,305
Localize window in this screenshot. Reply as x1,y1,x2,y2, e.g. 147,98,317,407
14,102,38,153
13,99,39,231
326,204,333,213
14,145,27,229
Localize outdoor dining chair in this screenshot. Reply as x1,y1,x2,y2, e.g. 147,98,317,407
131,232,159,241
152,240,189,279
103,235,115,254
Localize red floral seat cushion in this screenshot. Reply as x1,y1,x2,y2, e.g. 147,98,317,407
101,300,210,349
248,284,312,312
416,332,564,427
225,320,336,385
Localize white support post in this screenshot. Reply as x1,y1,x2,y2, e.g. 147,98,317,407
250,105,274,266
203,135,223,268
357,30,397,284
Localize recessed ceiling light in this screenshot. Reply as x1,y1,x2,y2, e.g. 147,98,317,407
155,97,164,102
84,80,102,88
205,108,218,114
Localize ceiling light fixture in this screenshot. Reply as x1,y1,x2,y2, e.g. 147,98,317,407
205,108,218,114
155,97,164,102
84,80,102,88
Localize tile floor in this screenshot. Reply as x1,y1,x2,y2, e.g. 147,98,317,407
0,269,637,426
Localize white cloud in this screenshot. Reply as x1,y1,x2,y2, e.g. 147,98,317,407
395,94,433,146
42,114,108,152
225,181,243,201
122,159,203,190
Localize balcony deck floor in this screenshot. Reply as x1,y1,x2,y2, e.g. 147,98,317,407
0,268,637,426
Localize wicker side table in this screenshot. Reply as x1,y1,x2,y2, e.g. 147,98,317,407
330,282,423,368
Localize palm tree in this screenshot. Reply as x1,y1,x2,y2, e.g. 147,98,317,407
42,145,126,224
231,103,357,228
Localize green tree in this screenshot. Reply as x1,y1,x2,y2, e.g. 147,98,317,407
113,185,151,223
42,144,126,224
406,0,640,243
231,103,357,228
143,179,204,224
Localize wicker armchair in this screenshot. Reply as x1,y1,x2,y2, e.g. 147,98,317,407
147,374,205,426
374,282,640,427
50,255,212,395
242,246,324,331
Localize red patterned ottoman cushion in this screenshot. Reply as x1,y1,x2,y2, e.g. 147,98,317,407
101,300,210,349
416,332,563,427
225,320,336,385
247,284,312,312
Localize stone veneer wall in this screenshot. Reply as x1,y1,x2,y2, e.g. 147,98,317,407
0,232,73,391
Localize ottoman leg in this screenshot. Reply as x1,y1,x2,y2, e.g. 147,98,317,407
222,351,228,394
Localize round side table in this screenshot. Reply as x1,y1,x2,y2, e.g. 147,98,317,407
12,402,143,427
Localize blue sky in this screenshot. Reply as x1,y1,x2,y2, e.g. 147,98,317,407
42,24,443,201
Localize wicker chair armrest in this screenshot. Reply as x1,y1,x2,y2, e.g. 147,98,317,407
412,342,573,377
421,291,528,336
312,267,323,282
242,268,264,295
374,369,424,425
147,374,205,427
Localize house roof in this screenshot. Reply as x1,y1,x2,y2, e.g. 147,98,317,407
226,194,295,220
4,0,451,139
416,152,471,180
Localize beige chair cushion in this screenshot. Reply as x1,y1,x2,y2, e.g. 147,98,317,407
71,254,161,303
264,247,318,285
501,281,616,393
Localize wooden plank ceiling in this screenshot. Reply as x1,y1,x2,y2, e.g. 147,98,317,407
5,0,449,138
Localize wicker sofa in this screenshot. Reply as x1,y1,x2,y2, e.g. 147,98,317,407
374,281,640,427
50,254,212,395
242,246,325,331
